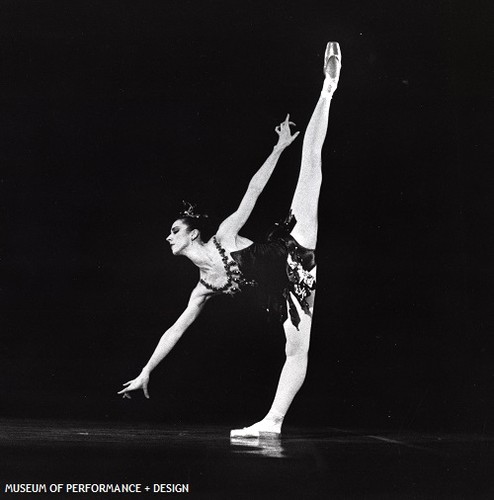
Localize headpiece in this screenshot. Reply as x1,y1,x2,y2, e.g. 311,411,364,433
179,200,208,219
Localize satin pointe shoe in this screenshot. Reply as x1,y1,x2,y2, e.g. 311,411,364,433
230,419,282,438
322,41,342,94
230,426,281,438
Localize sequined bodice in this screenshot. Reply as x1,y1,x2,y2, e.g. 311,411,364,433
199,237,256,295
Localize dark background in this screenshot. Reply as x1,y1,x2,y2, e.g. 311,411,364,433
1,0,492,431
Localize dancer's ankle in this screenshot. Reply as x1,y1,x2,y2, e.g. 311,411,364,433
321,78,336,98
265,409,285,425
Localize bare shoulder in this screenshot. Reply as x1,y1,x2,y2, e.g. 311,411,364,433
215,232,253,252
215,225,232,244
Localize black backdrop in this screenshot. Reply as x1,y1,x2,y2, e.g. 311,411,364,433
2,0,492,430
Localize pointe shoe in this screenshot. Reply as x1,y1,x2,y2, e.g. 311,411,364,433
230,427,280,438
230,427,261,438
322,41,342,95
230,422,281,439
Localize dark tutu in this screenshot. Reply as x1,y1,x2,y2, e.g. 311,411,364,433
231,212,316,329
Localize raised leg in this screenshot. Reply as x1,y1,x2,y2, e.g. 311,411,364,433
290,41,341,249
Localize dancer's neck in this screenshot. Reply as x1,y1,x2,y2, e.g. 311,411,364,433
182,239,216,270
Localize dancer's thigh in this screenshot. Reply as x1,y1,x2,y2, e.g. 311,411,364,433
283,267,317,357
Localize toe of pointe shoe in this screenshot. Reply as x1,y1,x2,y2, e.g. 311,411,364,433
324,41,342,79
230,427,260,438
230,427,281,438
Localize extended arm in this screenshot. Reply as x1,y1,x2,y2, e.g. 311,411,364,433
217,115,299,238
118,285,210,398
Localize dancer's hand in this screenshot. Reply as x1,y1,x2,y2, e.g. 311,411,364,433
118,370,150,399
274,114,300,150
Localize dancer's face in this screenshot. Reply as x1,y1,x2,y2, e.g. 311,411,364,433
166,219,194,255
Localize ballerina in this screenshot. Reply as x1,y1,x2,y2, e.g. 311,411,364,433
118,42,342,437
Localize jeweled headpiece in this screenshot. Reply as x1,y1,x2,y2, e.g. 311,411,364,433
179,200,208,219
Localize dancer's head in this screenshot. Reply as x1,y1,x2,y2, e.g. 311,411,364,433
166,202,214,255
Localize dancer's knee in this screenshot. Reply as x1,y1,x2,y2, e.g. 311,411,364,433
285,335,310,357
302,139,324,163
299,154,322,179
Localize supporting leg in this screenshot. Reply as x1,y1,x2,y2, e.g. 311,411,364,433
230,273,316,438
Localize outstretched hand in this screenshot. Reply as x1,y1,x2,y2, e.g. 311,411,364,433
118,371,150,399
274,114,300,150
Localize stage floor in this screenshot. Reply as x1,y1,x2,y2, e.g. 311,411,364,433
1,419,493,498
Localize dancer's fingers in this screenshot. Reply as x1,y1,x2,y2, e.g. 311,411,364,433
281,119,296,128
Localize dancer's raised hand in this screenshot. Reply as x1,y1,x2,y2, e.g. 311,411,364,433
274,114,300,150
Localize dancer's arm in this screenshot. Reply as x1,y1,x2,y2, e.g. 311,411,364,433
217,115,299,238
118,285,210,399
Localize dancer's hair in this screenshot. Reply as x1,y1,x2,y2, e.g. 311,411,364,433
178,201,215,243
